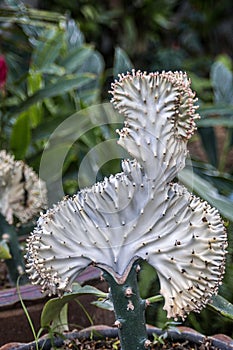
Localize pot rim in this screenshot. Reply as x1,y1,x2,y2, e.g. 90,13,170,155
3,325,233,350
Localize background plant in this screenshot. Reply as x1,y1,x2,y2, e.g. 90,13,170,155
0,1,105,285
0,0,233,339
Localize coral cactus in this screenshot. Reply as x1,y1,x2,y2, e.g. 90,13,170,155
0,150,47,283
26,71,227,350
0,150,47,224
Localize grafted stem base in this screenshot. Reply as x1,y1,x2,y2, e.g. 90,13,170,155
103,261,148,350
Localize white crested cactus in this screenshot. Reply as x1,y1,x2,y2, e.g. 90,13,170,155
0,150,47,284
0,150,47,224
26,71,227,350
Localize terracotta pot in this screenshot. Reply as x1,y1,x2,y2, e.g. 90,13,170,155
1,325,233,350
0,284,48,345
0,267,114,346
1,266,233,349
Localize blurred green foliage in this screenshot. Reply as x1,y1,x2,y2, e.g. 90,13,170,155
39,0,233,71
0,1,106,185
0,0,233,337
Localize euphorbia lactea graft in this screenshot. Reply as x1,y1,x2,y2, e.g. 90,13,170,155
0,150,47,224
26,71,227,350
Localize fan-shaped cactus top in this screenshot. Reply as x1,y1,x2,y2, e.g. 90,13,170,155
26,71,227,319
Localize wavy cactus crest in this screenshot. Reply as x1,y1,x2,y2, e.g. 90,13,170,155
0,150,47,224
26,71,227,320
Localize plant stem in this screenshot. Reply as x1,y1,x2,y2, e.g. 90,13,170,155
103,262,149,350
147,294,163,304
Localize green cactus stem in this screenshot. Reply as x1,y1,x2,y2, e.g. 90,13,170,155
103,261,149,350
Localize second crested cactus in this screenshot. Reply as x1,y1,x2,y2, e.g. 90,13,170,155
0,150,47,284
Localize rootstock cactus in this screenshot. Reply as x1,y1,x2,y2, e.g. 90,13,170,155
26,71,227,350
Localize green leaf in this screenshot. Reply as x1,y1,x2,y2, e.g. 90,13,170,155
215,54,232,71
71,283,108,298
10,111,31,159
198,127,218,167
80,51,104,77
198,117,233,127
191,160,233,198
2,2,66,24
138,261,157,299
41,283,107,328
211,61,233,104
37,64,65,76
60,46,93,73
179,168,233,221
92,299,114,311
31,117,65,141
27,70,43,127
113,47,133,78
28,70,43,95
197,103,233,118
39,142,72,185
66,18,84,49
0,240,12,259
27,104,42,129
77,51,104,104
208,295,233,321
32,29,64,70
51,303,69,333
12,73,95,115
